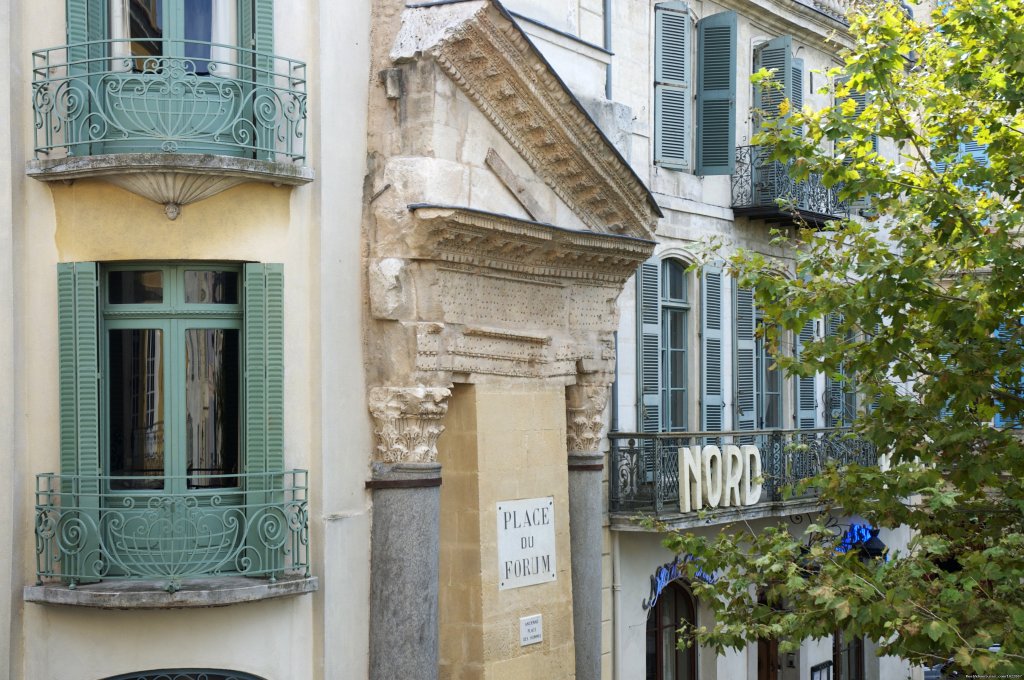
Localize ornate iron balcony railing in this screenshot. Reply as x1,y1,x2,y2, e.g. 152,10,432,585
31,39,307,162
731,145,848,227
609,428,876,517
34,470,310,592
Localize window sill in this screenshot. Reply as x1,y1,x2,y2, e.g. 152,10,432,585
24,574,318,610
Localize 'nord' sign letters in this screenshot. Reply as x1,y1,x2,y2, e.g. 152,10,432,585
677,444,763,513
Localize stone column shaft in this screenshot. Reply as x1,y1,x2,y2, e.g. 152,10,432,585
566,381,610,680
367,387,450,680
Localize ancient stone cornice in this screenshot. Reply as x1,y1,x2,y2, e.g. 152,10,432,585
565,381,611,455
368,386,452,464
391,0,660,240
410,204,655,287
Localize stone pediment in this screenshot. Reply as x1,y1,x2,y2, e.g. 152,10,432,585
392,0,660,241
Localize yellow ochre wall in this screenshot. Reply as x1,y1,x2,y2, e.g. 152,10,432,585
438,382,576,680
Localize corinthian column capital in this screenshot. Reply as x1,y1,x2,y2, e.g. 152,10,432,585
368,386,452,464
565,379,612,456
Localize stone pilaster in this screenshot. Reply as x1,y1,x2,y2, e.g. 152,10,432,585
367,386,450,680
565,379,611,680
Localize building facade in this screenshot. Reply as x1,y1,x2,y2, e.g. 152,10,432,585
0,0,918,679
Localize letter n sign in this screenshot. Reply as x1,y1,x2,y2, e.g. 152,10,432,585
496,497,557,590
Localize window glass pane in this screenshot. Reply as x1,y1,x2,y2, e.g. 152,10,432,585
664,260,687,302
130,0,164,62
183,0,213,70
184,270,239,304
186,329,240,488
109,329,164,490
668,310,687,350
109,270,163,304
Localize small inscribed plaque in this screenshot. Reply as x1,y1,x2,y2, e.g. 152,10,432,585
496,497,556,590
519,614,543,646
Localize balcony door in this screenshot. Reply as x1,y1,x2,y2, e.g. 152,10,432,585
101,265,244,579
98,0,248,155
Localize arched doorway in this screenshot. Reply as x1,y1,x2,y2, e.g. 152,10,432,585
100,671,268,680
645,581,698,680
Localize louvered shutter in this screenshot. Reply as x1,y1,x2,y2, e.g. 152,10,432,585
791,58,804,137
994,323,1021,429
695,11,737,175
754,36,792,121
753,36,792,205
655,3,692,170
824,313,856,427
701,264,724,432
734,286,756,432
938,353,952,420
244,263,285,573
638,261,662,433
57,262,102,581
962,140,988,167
795,320,818,428
240,0,277,160
836,76,878,209
65,0,107,155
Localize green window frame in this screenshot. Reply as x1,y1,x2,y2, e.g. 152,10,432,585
56,261,285,579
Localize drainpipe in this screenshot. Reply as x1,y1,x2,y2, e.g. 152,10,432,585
612,530,623,680
604,0,612,99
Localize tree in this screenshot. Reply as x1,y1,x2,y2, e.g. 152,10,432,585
665,0,1024,674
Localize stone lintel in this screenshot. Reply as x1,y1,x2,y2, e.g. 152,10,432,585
409,204,655,286
24,574,318,609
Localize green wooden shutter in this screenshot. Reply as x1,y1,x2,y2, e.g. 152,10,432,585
654,3,692,170
753,36,792,205
638,260,662,433
65,0,107,155
239,0,276,160
701,264,724,431
734,285,756,432
824,313,856,427
695,11,736,175
791,58,804,137
57,262,101,581
244,263,285,574
795,320,817,428
754,36,792,121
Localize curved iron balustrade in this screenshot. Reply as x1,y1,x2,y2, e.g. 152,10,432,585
731,145,849,227
608,428,876,516
31,39,307,162
33,470,310,592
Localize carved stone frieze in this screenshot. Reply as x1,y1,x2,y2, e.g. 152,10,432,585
369,386,452,463
411,205,654,286
565,381,612,455
391,2,660,239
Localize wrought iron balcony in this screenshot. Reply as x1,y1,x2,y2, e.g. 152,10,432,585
609,428,876,519
27,39,312,217
33,470,310,593
731,146,848,228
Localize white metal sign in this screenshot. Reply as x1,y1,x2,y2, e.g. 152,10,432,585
519,614,543,646
496,496,556,590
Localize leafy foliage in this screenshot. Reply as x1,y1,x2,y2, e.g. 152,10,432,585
666,0,1024,674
